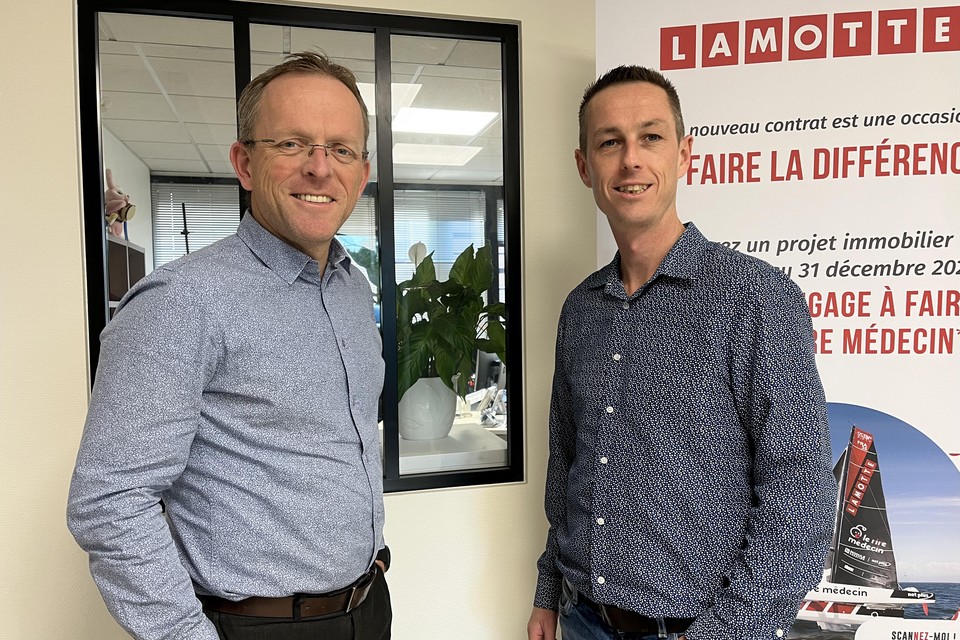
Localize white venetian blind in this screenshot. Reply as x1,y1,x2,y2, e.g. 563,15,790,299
150,184,489,286
393,189,487,282
151,182,242,268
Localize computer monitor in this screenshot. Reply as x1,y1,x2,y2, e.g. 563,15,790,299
474,350,502,391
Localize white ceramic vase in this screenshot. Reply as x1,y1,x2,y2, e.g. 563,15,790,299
398,377,457,440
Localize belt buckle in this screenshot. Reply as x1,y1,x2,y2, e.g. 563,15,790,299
597,604,616,630
345,566,376,613
344,583,361,613
292,594,306,621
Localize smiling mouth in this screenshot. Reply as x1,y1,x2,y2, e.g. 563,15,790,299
295,194,333,203
616,185,649,194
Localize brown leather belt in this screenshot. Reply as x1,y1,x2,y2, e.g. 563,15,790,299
198,566,377,620
582,596,692,634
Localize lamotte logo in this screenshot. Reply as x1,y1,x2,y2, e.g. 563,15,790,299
660,6,960,69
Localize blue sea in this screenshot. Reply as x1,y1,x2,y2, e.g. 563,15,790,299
788,582,960,639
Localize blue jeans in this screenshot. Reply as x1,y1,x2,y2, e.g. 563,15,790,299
558,580,683,640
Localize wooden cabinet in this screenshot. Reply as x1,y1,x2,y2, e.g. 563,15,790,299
107,235,146,308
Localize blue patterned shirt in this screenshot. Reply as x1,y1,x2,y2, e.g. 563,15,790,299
68,213,385,640
534,223,835,640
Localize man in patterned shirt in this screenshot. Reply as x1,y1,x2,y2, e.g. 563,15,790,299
527,66,835,640
69,53,391,640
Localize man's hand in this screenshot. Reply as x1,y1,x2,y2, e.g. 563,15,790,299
527,607,558,640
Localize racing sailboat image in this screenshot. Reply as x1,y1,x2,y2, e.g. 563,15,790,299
796,425,936,630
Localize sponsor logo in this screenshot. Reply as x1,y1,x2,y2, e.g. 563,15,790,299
660,7,960,69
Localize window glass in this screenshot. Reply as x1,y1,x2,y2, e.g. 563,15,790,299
98,13,235,304
151,181,242,267
391,35,509,475
82,3,521,491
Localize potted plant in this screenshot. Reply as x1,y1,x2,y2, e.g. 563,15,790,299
396,242,506,440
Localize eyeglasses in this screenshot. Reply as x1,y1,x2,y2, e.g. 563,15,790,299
243,138,368,164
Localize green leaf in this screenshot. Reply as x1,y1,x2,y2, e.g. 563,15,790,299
433,350,460,395
484,302,506,318
398,287,429,325
433,313,476,360
412,253,436,285
448,244,475,288
468,244,494,292
486,316,507,366
395,242,506,397
397,322,434,400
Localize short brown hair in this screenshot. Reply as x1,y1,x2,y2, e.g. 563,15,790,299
237,51,369,150
578,65,685,151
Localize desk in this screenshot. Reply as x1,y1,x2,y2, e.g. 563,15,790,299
382,422,507,474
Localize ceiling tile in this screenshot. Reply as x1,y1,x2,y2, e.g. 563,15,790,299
99,13,233,50
100,91,177,121
168,95,236,125
290,29,375,61
104,120,192,144
199,144,231,164
93,15,507,183
446,40,501,70
186,122,238,145
100,53,159,93
145,57,236,99
127,141,201,161
148,159,212,173
391,35,458,65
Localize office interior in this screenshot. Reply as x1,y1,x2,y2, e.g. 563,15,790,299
0,0,598,638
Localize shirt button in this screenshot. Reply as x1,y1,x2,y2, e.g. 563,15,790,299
612,353,621,361
775,630,784,638
605,406,614,414
596,517,604,525
621,302,629,310
597,576,605,584
600,456,608,464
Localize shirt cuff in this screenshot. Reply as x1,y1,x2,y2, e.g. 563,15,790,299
533,569,563,611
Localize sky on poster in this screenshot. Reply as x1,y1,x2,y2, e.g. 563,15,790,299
827,402,960,582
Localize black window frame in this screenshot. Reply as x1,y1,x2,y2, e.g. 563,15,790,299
78,0,523,492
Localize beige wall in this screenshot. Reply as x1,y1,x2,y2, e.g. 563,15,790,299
0,1,597,638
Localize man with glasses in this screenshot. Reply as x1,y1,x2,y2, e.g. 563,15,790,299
69,52,391,640
527,66,834,640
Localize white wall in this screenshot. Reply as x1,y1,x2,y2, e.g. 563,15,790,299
102,127,154,270
0,1,597,638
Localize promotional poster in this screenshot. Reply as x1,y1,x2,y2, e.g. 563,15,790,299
595,2,960,637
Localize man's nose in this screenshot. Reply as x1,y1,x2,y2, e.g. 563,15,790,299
621,142,643,169
303,144,334,175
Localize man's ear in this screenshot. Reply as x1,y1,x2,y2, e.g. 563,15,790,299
230,141,255,191
575,148,592,188
676,134,694,180
358,158,371,195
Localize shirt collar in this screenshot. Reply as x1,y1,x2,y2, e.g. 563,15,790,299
236,211,352,285
587,222,707,292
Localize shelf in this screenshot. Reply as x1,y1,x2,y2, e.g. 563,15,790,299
380,420,508,475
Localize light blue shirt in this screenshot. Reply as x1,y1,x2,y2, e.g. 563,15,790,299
535,223,835,640
68,213,385,640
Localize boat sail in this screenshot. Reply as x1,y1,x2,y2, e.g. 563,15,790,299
796,425,935,630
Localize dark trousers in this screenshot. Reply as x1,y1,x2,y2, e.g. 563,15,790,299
205,570,392,640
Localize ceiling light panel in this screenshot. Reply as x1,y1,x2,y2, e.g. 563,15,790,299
393,143,482,166
392,107,497,136
357,83,421,116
